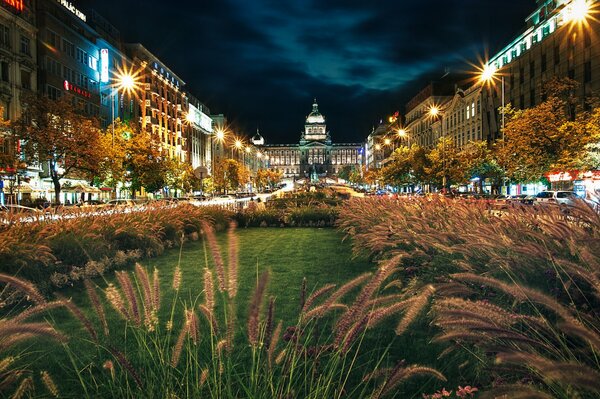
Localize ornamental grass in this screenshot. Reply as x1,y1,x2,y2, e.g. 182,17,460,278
0,220,445,398
338,196,600,398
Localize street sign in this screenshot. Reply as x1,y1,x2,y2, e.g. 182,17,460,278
194,166,209,179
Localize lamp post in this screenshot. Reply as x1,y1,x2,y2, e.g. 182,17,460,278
111,72,137,146
480,62,507,194
429,105,446,191
398,128,408,146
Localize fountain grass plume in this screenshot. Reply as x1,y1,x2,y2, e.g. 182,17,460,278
84,279,108,336
227,221,239,298
201,220,227,292
247,271,269,347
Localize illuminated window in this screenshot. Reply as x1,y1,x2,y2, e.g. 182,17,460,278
88,55,97,71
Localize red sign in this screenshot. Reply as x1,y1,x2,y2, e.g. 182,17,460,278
2,0,24,12
547,171,576,182
63,80,91,98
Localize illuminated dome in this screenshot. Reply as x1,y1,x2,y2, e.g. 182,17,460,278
252,129,264,145
306,99,325,124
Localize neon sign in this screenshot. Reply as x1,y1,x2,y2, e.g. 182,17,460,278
100,49,109,83
56,0,86,22
2,0,24,12
64,80,91,98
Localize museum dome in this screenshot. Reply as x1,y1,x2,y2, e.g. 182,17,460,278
306,99,325,124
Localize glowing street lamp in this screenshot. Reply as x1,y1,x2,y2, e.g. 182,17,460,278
429,105,447,190
564,0,591,23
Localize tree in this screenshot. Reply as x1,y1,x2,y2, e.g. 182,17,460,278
348,166,365,185
97,119,131,197
456,141,504,193
165,159,197,196
426,137,461,189
495,78,598,183
212,158,245,194
126,130,168,197
337,165,353,181
13,94,101,204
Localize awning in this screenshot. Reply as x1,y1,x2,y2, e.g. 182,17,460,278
2,182,46,194
62,182,101,193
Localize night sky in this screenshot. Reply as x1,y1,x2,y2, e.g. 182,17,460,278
76,0,534,144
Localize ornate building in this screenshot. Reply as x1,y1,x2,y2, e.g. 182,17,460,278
259,100,363,180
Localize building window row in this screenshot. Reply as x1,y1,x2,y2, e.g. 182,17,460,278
45,56,98,93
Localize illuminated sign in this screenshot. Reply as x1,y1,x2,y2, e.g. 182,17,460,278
188,104,213,132
2,0,24,12
56,0,86,22
64,80,91,98
100,49,109,83
547,171,575,183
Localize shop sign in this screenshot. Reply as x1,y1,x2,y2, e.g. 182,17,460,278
56,0,86,22
3,0,24,12
64,80,91,98
547,171,576,182
100,49,109,83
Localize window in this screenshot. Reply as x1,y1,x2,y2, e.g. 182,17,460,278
63,65,73,81
519,67,524,84
530,88,535,106
62,39,75,58
584,29,591,48
47,29,59,48
46,57,60,76
20,36,30,55
47,85,61,100
0,61,8,82
20,70,31,90
541,53,547,72
584,61,592,83
88,55,97,71
530,60,535,77
76,48,87,64
0,24,9,48
554,45,560,65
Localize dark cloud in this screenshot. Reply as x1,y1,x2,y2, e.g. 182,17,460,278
75,0,537,143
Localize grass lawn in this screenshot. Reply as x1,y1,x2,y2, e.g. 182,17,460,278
13,228,467,398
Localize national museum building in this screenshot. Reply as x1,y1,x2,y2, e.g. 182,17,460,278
257,100,363,180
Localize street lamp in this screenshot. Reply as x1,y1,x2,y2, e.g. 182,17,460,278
233,138,243,159
479,63,505,137
111,71,138,145
480,62,508,194
429,105,446,191
398,128,408,145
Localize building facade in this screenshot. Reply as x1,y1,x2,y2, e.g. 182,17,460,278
0,0,37,204
124,43,188,163
259,100,362,180
485,0,600,141
185,94,212,173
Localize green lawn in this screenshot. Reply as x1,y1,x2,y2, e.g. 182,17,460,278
14,228,467,398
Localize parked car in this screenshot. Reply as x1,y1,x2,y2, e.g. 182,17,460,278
77,199,106,208
105,199,137,207
0,204,42,214
535,190,579,206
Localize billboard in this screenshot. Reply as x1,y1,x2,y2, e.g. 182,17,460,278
188,104,213,132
